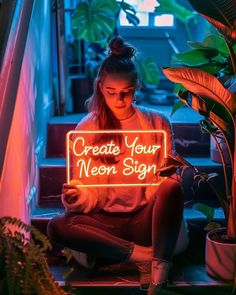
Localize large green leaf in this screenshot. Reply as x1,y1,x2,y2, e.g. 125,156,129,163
187,34,227,53
162,67,236,114
118,1,140,26
177,91,234,154
172,49,219,66
155,0,197,24
192,203,215,221
187,0,236,43
72,0,119,44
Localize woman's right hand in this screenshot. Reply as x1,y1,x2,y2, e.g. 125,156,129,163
62,180,98,213
62,181,81,204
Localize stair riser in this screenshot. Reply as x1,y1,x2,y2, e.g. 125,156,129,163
46,123,210,158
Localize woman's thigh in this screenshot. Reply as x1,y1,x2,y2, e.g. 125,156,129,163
47,210,137,242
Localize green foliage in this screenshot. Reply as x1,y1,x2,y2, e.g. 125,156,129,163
0,216,71,295
72,0,119,44
136,57,160,89
155,0,197,24
162,0,236,238
192,203,215,222
187,0,236,44
71,0,139,45
172,34,236,75
118,0,139,26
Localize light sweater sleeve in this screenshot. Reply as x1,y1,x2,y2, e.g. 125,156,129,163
62,113,107,213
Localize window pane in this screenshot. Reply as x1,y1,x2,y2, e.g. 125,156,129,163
119,0,174,27
154,14,174,27
120,10,149,26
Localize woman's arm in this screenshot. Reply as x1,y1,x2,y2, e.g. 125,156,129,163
62,114,107,213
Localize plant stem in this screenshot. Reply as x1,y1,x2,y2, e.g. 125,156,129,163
225,39,236,74
207,180,229,221
184,22,192,41
227,119,236,239
211,131,231,201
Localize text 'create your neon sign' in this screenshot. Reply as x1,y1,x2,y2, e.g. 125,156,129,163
66,130,167,187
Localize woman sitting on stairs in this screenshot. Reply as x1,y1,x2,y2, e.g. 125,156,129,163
47,36,189,295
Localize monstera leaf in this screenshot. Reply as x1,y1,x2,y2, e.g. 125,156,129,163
72,0,119,44
187,0,236,44
162,67,236,115
118,1,139,26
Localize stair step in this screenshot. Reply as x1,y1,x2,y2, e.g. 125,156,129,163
50,265,232,289
38,157,224,207
46,106,210,158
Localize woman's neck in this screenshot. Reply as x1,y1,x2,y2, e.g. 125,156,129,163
114,106,135,121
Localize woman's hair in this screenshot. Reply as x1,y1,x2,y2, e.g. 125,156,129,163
86,36,138,131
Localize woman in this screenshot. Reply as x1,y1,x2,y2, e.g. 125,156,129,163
47,36,189,294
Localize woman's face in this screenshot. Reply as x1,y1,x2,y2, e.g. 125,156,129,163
99,74,135,119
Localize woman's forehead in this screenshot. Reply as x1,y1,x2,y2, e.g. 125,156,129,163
102,74,135,89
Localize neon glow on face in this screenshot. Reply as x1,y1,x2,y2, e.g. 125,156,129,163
100,75,135,119
66,130,167,187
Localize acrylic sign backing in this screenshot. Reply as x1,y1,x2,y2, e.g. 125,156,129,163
66,130,167,187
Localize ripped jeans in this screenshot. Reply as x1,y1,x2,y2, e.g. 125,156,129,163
47,175,189,265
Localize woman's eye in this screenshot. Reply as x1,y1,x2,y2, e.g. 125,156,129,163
123,90,133,95
107,92,115,95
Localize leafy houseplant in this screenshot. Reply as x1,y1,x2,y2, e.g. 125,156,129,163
0,216,71,295
69,0,139,112
160,0,236,282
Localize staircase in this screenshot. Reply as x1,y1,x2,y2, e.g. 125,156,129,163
31,104,232,294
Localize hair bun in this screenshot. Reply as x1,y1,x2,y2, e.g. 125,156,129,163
109,36,136,58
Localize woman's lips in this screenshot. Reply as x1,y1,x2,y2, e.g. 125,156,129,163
115,105,126,109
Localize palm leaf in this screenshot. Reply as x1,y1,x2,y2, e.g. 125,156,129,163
187,0,236,43
162,67,236,114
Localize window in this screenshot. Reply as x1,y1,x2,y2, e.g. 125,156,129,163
119,0,174,27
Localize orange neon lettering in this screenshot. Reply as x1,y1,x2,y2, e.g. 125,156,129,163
77,158,118,178
67,130,168,186
124,136,161,157
123,157,157,180
73,137,120,157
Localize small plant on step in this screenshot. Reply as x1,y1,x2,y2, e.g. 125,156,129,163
0,216,74,295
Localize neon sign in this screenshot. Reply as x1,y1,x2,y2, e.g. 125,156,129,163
66,130,167,187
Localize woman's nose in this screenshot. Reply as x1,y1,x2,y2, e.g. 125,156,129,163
117,92,125,100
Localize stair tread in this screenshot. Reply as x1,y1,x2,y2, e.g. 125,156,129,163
50,264,231,287
40,157,222,167
31,207,224,220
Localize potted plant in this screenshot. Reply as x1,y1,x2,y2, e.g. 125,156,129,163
160,0,236,282
171,32,236,164
135,56,163,104
0,216,72,295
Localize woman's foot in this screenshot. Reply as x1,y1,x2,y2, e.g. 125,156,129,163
128,244,152,262
148,259,172,295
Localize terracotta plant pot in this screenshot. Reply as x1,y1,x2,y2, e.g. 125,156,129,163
205,227,236,281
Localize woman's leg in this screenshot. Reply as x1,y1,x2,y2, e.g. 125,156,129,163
152,174,184,261
47,211,135,265
149,174,184,292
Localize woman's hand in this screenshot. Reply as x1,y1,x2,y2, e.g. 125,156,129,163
63,181,81,204
62,180,98,213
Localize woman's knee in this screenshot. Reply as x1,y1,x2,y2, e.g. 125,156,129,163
47,214,68,242
158,175,183,200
